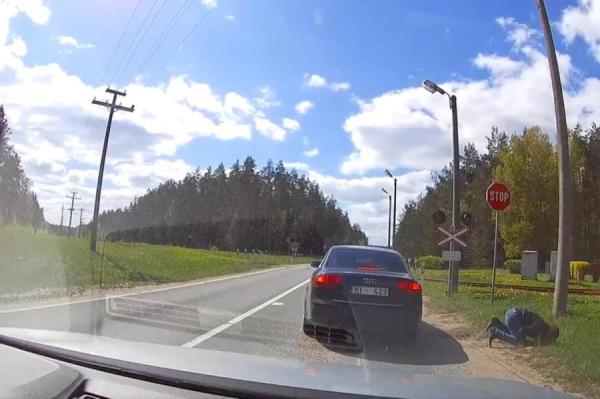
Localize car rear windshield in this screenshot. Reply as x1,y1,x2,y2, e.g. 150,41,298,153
325,248,408,273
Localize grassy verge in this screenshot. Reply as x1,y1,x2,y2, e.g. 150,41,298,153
0,226,314,300
423,267,600,289
423,278,600,397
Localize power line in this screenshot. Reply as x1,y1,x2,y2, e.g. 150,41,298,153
115,0,169,84
111,0,161,84
136,0,194,76
101,0,144,84
150,7,214,82
79,0,143,157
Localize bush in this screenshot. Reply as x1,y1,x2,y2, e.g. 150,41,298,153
504,259,521,274
417,255,443,270
209,245,219,251
570,261,590,281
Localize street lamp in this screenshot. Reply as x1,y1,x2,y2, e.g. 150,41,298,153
422,79,461,294
382,188,392,249
384,169,397,249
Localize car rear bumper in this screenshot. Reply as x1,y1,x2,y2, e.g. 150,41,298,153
305,298,422,346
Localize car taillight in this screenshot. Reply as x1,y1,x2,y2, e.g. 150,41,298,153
397,279,421,294
313,274,342,287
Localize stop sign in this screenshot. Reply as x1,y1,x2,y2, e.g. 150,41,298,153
486,182,511,211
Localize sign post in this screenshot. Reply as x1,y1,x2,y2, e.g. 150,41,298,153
437,225,468,295
486,182,511,306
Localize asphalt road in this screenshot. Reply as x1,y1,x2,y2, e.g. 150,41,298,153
0,265,470,376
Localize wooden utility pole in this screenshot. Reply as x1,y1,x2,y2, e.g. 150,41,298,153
536,0,573,317
78,208,85,238
66,191,81,238
59,204,65,235
90,88,134,252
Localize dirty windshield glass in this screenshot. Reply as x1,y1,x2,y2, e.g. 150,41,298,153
0,0,599,398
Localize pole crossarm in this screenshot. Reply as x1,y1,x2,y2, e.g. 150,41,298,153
92,99,135,112
106,87,127,96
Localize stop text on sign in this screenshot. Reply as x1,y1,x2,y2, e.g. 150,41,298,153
488,191,509,202
486,182,511,211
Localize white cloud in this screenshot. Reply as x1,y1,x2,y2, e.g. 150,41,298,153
7,35,27,58
495,17,538,48
560,0,600,63
330,81,351,91
254,117,287,141
201,0,219,9
295,100,314,115
225,14,235,21
304,148,319,157
282,117,300,131
54,35,94,49
282,163,432,245
0,3,291,225
473,54,524,78
340,16,599,175
0,0,49,69
306,73,327,88
106,159,193,189
254,85,281,109
304,73,351,91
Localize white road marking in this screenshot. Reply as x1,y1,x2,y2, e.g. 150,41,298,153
181,279,309,348
0,265,307,314
271,302,284,306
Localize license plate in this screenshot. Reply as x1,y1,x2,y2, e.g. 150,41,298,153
351,286,389,297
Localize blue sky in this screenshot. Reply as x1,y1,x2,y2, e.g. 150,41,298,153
2,0,600,245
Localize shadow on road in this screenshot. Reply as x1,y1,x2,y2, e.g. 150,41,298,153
323,321,469,366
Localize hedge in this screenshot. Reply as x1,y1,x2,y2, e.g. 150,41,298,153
504,259,521,274
570,261,590,281
417,255,443,270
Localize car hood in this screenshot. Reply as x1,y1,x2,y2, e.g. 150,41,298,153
0,327,574,399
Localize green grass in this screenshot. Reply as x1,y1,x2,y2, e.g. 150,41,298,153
423,279,600,397
423,267,600,289
0,226,314,300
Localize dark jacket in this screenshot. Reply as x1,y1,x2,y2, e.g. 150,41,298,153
515,308,550,342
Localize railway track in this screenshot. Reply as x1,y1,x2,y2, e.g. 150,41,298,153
424,278,600,296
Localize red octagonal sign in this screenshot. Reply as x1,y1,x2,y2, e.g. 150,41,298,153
486,182,511,211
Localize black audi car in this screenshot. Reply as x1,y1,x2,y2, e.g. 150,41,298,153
303,245,422,350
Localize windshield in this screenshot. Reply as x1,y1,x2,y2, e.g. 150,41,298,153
0,0,597,398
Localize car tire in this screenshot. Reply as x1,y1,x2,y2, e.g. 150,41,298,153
302,320,313,336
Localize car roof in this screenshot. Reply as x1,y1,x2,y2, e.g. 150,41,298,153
328,245,401,256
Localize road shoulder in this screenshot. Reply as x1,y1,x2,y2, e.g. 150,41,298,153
422,297,581,397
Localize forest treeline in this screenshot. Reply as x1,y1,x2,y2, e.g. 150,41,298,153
99,157,367,255
395,124,600,267
0,106,45,228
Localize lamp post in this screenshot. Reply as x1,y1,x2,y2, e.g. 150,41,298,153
422,79,461,294
384,169,397,249
382,188,392,248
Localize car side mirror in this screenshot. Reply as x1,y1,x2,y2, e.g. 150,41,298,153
310,261,321,268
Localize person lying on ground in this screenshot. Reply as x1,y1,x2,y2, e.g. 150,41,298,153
485,307,559,347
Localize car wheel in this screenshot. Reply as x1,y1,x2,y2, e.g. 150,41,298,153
303,320,313,336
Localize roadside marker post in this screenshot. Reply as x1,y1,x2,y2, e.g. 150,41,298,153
486,182,511,306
